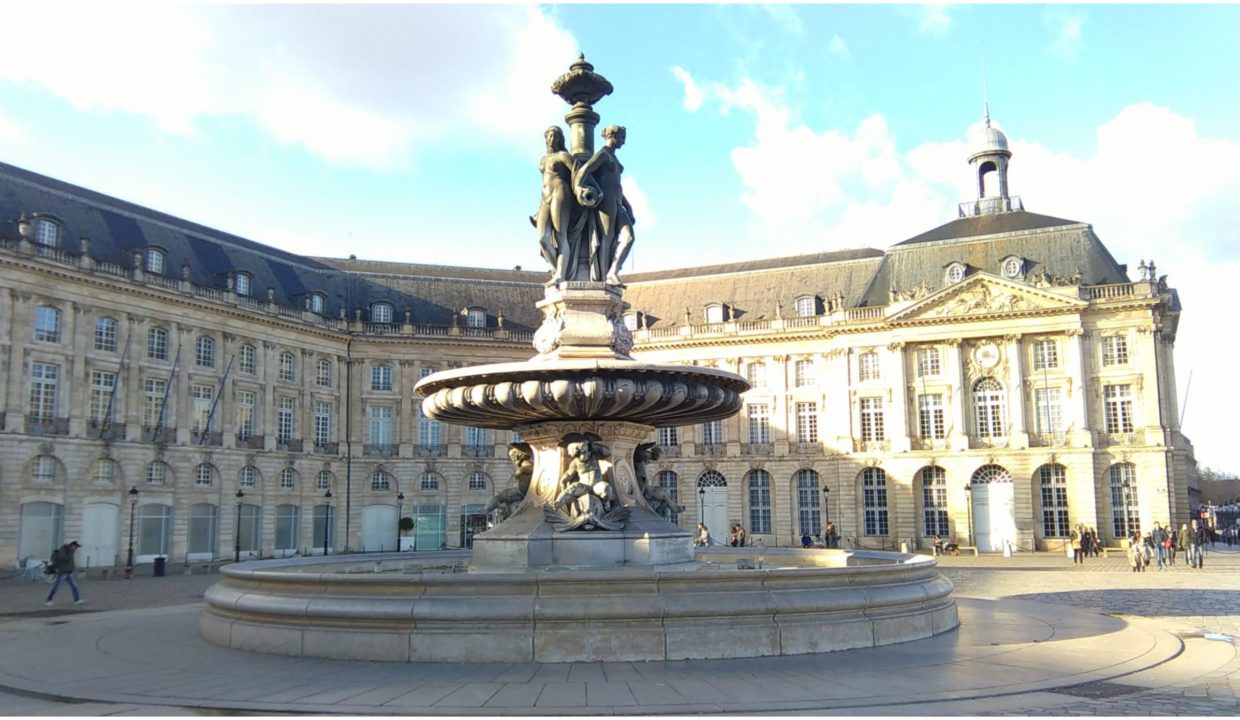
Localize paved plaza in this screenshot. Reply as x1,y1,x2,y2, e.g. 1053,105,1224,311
1,546,1239,716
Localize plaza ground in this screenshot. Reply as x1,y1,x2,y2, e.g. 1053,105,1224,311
1,546,1238,716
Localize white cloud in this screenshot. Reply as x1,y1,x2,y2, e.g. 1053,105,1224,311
0,111,27,145
918,5,952,36
827,35,850,60
0,5,579,169
1047,12,1085,60
672,66,705,113
622,176,656,233
762,5,804,37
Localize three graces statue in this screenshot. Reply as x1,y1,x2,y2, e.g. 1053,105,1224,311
534,124,635,286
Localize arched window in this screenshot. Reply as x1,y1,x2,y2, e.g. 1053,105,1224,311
971,464,1012,484
466,307,487,328
234,272,251,296
31,455,56,483
239,466,258,488
94,317,118,352
278,351,297,382
795,295,816,317
371,302,394,324
420,472,440,490
656,470,680,524
973,378,1006,437
34,305,61,343
370,470,391,491
704,304,724,324
33,217,62,246
622,312,638,331
1038,464,1070,538
194,463,214,487
468,472,488,491
145,248,165,274
146,461,168,485
195,336,215,367
747,469,771,534
1109,463,1139,538
920,466,949,538
317,470,333,491
309,292,326,314
795,469,821,535
280,467,297,490
862,467,889,536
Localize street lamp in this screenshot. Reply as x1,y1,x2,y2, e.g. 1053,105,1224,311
964,484,974,546
323,489,332,555
1121,480,1133,538
126,486,139,578
234,488,245,563
822,485,831,548
396,492,405,552
698,486,706,522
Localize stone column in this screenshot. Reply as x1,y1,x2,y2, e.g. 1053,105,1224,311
1005,335,1028,448
887,342,910,452
1065,329,1089,445
944,339,968,451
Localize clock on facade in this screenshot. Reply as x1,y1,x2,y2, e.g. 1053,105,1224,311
974,342,1001,368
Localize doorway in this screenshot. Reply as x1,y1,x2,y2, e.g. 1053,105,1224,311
697,470,728,545
81,503,119,568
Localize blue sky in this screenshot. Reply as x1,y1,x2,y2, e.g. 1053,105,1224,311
1,3,1238,471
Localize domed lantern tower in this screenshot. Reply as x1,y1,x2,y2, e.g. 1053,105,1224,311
964,103,1019,216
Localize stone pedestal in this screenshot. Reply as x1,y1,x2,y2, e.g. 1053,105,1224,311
470,419,694,571
532,283,632,360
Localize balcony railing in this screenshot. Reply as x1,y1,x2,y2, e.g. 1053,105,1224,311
236,433,265,449
26,416,69,436
314,441,339,455
910,437,950,451
415,444,445,458
1100,431,1141,446
958,195,1023,217
277,438,303,452
658,445,682,458
464,444,494,458
364,443,396,457
699,443,727,456
742,443,773,456
143,425,174,443
88,419,126,441
195,431,224,447
1029,432,1067,447
794,442,823,455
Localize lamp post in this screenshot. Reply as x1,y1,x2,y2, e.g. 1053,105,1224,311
323,489,332,555
1121,479,1133,538
396,492,405,552
698,486,706,522
234,488,245,563
964,484,974,546
822,485,831,548
126,486,139,578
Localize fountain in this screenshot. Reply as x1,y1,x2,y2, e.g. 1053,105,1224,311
199,56,957,663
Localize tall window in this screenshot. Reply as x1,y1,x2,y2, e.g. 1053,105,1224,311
195,464,214,487
466,307,486,328
195,336,215,367
917,394,945,439
1034,387,1064,434
1104,384,1135,434
34,306,61,343
147,327,168,360
370,470,391,491
858,352,881,381
795,296,816,317
794,359,815,387
1032,339,1059,370
277,397,296,442
34,217,61,246
421,472,440,490
32,455,56,483
417,402,441,447
747,469,771,533
145,248,165,274
371,364,393,391
94,317,118,352
795,469,821,535
973,378,1006,437
746,362,766,389
234,272,251,296
314,402,332,446
656,470,680,524
466,426,489,448
142,377,166,429
920,466,949,538
371,302,394,324
17,368,53,425
658,426,679,447
368,405,393,446
702,420,723,445
747,403,770,444
317,470,333,491
1102,335,1129,366
316,359,332,387
191,384,213,434
89,371,117,425
1109,463,1139,537
1039,464,1071,538
309,293,325,314
280,467,296,490
862,467,889,536
278,352,296,382
916,347,940,377
275,505,298,552
239,466,257,488
239,344,257,374
236,390,256,439
860,397,885,441
795,402,818,443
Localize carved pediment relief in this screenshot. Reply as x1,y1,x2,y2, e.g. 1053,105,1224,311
890,275,1086,324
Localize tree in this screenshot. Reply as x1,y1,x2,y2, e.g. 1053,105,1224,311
399,516,414,534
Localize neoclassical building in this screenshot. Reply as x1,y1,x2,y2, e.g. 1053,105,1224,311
0,116,1195,567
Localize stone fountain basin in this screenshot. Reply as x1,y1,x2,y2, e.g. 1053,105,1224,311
199,548,958,663
414,359,749,429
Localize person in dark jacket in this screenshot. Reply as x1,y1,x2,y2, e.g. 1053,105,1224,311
1189,519,1207,569
1151,522,1168,570
45,541,83,606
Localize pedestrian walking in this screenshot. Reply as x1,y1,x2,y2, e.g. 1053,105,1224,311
1070,524,1084,565
1151,522,1168,570
1088,528,1101,557
44,541,84,606
1167,525,1178,565
1176,522,1190,567
1189,518,1207,569
1128,532,1145,573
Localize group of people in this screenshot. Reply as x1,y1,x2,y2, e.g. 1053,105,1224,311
800,522,839,549
1068,525,1103,563
1127,519,1210,572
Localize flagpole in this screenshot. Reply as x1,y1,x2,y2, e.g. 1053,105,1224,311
155,344,181,442
199,354,234,445
101,331,131,438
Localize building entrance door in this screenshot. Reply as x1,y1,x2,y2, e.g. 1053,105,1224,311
970,471,1016,552
362,505,397,552
81,503,119,568
697,470,729,546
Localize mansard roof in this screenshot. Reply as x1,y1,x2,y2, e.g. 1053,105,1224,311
894,210,1084,247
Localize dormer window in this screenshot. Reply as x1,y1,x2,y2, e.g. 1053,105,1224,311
145,248,165,274
945,262,966,284
34,217,62,247
1001,256,1023,279
371,302,393,324
234,272,251,296
704,304,724,324
795,296,817,317
622,312,639,331
309,292,326,314
466,307,486,328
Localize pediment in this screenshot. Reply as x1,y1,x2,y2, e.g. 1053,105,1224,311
889,274,1086,324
